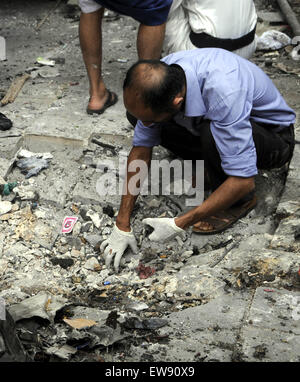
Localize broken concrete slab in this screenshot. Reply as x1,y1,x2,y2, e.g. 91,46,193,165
70,306,111,325
270,214,300,252
124,292,250,362
7,205,62,250
72,171,122,207
240,288,300,361
214,247,300,288
7,292,67,323
240,326,300,362
246,287,300,334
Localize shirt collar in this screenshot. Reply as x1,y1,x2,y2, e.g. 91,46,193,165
180,64,206,117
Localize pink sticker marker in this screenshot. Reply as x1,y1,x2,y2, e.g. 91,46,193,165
62,216,78,234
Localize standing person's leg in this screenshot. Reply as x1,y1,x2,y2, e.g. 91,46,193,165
79,5,117,113
136,23,166,59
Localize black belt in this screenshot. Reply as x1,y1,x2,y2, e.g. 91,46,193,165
190,25,257,51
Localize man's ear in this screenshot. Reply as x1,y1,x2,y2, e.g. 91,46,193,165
173,94,184,108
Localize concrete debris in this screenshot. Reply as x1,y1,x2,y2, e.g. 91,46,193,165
13,184,38,201
86,210,101,228
124,317,168,330
7,292,67,323
83,257,100,271
0,201,12,215
45,344,77,360
127,301,149,312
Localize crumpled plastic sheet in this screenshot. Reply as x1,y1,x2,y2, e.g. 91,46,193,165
16,157,50,178
256,30,291,51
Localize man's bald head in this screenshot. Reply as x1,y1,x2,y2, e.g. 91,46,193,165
123,60,186,115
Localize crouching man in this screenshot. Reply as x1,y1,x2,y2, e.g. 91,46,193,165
101,48,296,272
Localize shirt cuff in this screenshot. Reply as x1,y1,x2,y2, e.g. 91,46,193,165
132,121,161,147
221,151,258,178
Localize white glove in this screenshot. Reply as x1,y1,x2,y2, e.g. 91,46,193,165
142,217,185,243
100,224,138,272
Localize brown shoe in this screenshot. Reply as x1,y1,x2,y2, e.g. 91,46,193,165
192,195,257,235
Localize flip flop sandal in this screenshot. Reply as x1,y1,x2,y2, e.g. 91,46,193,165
192,195,257,235
0,112,13,131
86,89,118,115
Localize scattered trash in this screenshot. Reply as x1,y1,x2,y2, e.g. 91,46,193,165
36,57,55,66
103,281,111,286
61,216,78,234
136,262,156,279
274,62,300,77
17,149,53,161
0,73,31,106
16,157,50,178
49,57,65,65
263,289,274,292
50,257,74,269
15,150,53,179
0,112,13,131
256,30,291,51
3,182,17,196
290,45,300,61
124,317,168,330
63,318,97,330
37,67,60,78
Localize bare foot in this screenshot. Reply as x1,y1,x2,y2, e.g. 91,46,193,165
87,89,110,111
193,221,214,231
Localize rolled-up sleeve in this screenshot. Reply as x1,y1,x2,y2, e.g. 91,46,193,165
132,120,162,147
207,90,258,178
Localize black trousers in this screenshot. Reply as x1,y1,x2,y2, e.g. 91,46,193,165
127,112,295,196
160,119,295,192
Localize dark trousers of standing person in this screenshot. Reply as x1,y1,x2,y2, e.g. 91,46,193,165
126,113,295,203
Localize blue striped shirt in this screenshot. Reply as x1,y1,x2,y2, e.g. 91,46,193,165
133,48,296,177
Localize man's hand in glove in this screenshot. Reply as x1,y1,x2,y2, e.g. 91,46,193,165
142,217,185,242
100,224,138,272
